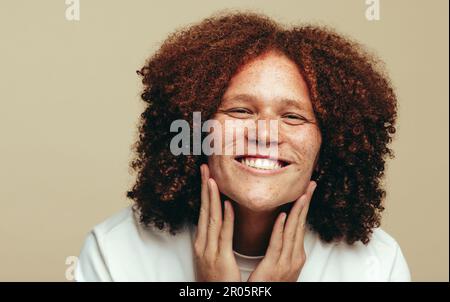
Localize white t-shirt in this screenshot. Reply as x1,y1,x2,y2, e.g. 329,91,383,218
74,206,411,282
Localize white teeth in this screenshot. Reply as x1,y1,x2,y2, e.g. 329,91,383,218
240,157,283,170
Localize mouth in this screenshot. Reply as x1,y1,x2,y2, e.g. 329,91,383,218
234,155,291,173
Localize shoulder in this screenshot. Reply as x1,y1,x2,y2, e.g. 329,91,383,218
302,227,411,281
368,227,402,254
90,205,193,252
335,227,411,281
94,206,135,233
90,205,137,243
328,227,403,258
368,228,411,281
74,206,136,281
75,206,195,281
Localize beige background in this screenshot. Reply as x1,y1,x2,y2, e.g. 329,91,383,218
0,0,448,282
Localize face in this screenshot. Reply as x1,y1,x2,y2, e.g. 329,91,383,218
208,50,322,212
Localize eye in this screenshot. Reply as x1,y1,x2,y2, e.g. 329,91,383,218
282,113,308,125
222,108,253,119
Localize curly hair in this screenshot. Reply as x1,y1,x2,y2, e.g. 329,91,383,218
126,11,398,245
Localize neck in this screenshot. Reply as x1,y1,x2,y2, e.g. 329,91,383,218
232,203,286,256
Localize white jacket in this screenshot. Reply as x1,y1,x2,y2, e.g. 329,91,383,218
75,206,411,282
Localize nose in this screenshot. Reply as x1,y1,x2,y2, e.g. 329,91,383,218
246,117,279,149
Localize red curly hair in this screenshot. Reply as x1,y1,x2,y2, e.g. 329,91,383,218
127,11,398,245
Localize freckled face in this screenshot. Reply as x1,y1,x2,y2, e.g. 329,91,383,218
207,50,322,212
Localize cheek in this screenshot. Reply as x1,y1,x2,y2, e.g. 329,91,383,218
290,128,321,162
207,155,223,180
207,155,237,191
221,121,249,155
208,116,244,155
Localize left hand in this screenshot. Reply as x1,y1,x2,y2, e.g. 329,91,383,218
247,181,317,282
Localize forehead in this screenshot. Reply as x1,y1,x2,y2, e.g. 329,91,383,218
222,51,311,108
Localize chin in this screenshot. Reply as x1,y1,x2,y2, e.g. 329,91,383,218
231,190,288,212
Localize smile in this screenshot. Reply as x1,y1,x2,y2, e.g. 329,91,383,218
234,155,290,174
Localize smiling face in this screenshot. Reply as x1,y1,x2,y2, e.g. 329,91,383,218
207,50,322,212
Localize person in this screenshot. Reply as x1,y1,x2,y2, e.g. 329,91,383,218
75,12,411,282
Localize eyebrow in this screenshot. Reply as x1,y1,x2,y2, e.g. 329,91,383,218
222,93,306,110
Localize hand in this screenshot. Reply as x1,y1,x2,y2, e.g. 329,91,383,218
194,164,241,282
247,181,317,282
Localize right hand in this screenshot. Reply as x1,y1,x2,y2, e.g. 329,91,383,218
193,164,241,282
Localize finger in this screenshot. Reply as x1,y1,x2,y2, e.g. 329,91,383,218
205,178,222,255
293,181,317,259
195,164,210,252
264,212,287,261
279,193,305,263
219,200,234,253
201,164,210,204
